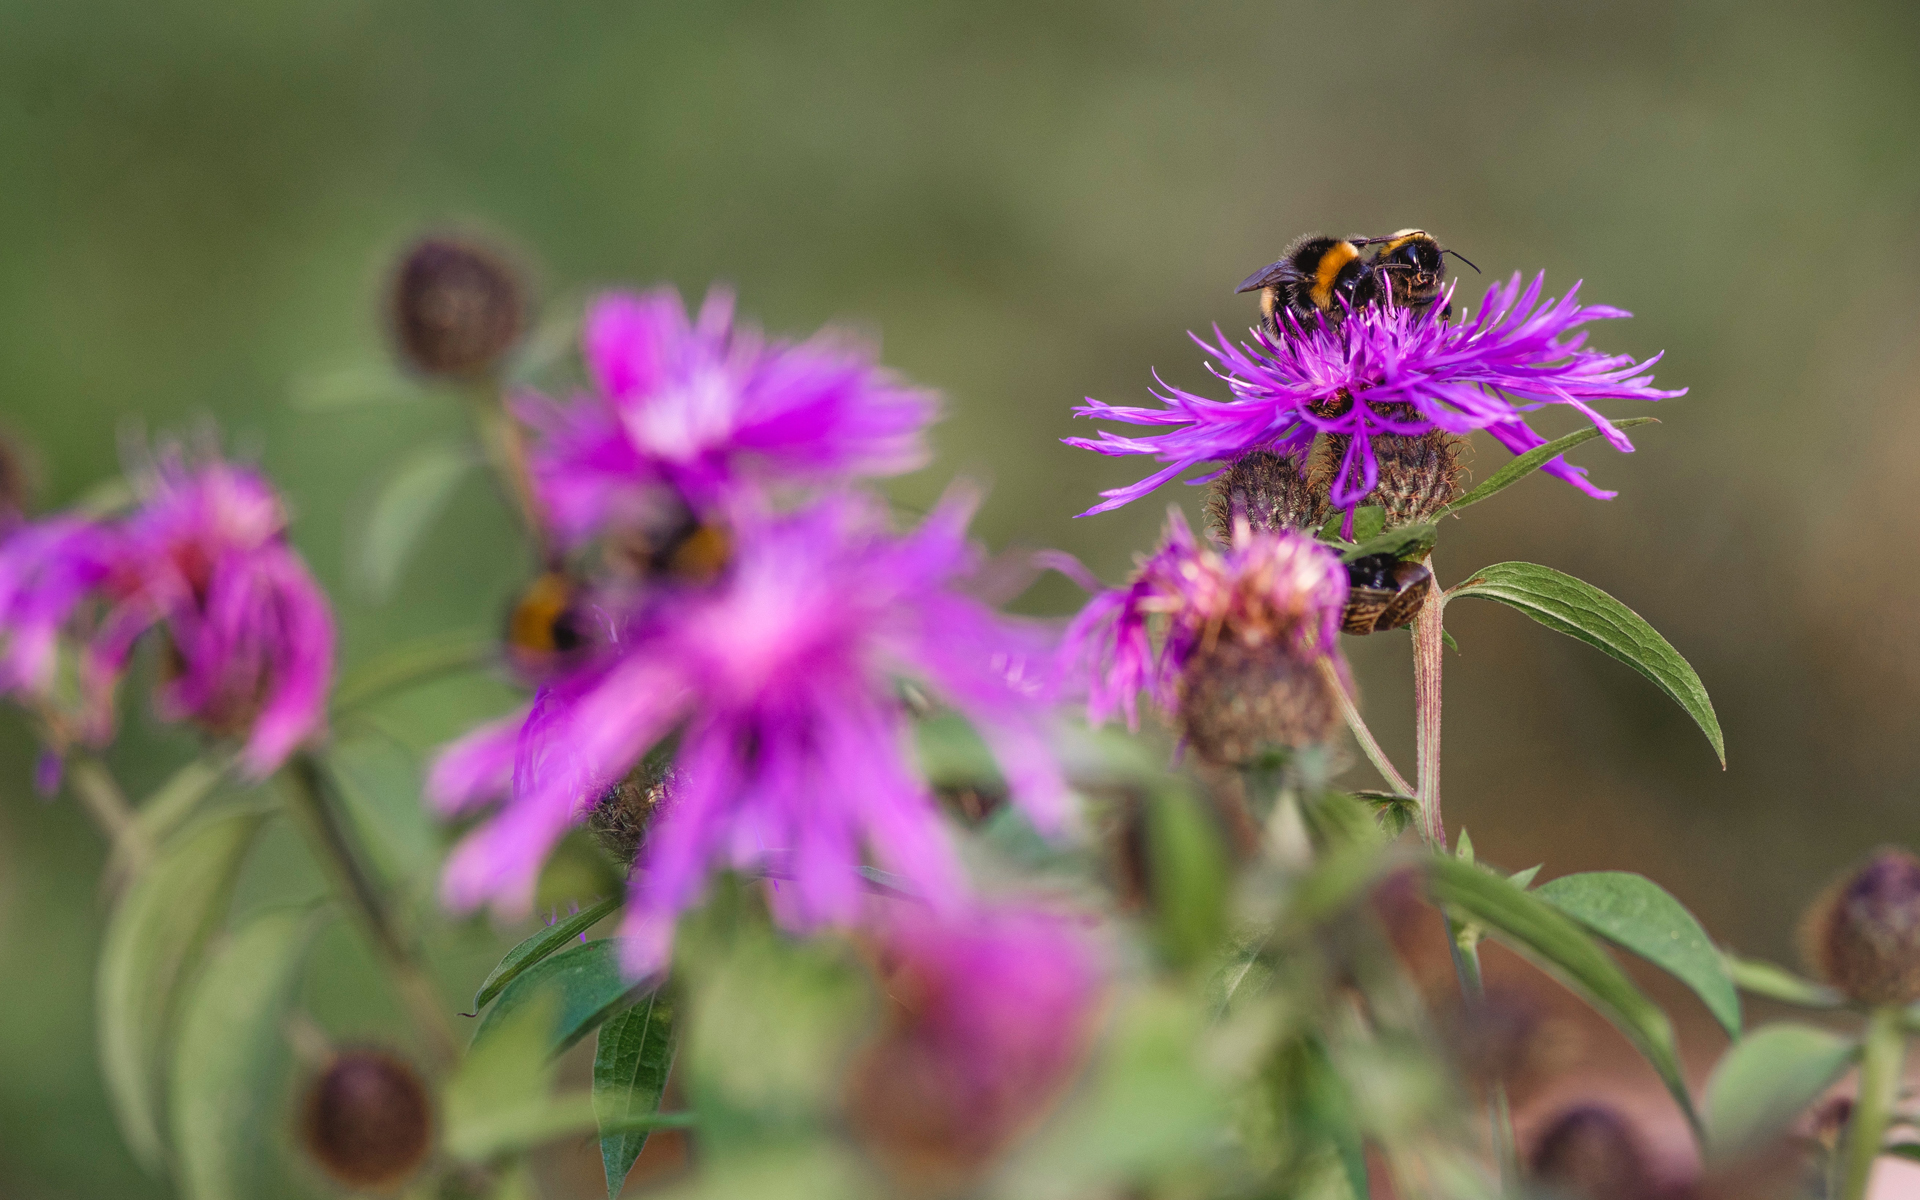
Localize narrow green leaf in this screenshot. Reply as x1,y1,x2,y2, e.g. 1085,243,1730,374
1441,627,1460,653
171,906,328,1200
1704,1023,1856,1158
1508,865,1543,890
445,992,564,1162
1338,521,1438,566
468,897,622,1016
356,442,477,600
331,629,494,716
1319,505,1387,546
1727,955,1845,1010
473,938,648,1057
1428,857,1702,1139
97,811,267,1170
1441,418,1659,516
594,992,678,1197
1350,791,1418,838
1447,562,1724,765
1885,1143,1920,1163
1536,871,1741,1037
103,754,234,895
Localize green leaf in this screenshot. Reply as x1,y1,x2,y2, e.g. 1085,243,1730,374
1508,865,1543,889
103,754,234,895
1536,871,1741,1038
355,442,477,600
1338,521,1438,566
472,937,648,1058
445,991,567,1162
1428,857,1702,1140
1886,1143,1920,1163
594,992,678,1198
1447,562,1724,766
1726,955,1845,1010
468,897,622,1016
1351,791,1418,838
1320,505,1387,546
331,628,494,716
97,811,267,1170
1145,788,1231,968
1441,418,1659,516
170,905,327,1200
1704,1023,1856,1158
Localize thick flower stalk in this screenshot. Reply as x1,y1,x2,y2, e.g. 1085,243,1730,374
847,903,1104,1180
1059,510,1349,763
428,489,1067,973
516,286,938,548
0,452,333,779
1067,273,1682,524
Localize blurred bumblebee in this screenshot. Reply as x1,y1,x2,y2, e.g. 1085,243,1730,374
506,569,586,671
1236,229,1478,335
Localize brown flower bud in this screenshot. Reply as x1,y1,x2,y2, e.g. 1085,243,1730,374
587,761,676,870
299,1049,433,1191
1318,428,1466,529
1799,847,1920,1005
1205,449,1326,538
388,235,526,378
1175,637,1341,766
1528,1104,1656,1200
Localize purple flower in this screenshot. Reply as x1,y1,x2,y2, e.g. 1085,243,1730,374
0,517,119,706
847,903,1104,1175
517,287,938,548
1067,273,1683,519
1057,509,1349,732
428,489,1067,974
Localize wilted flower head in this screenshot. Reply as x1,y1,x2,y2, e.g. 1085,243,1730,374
0,450,333,780
298,1048,434,1191
1058,509,1349,762
1799,847,1920,1005
1068,274,1682,526
847,904,1103,1183
517,287,937,548
428,489,1066,973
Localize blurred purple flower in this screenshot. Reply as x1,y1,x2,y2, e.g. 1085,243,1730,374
428,489,1067,974
517,287,937,547
1056,509,1348,730
0,517,119,705
847,903,1104,1174
1067,273,1683,520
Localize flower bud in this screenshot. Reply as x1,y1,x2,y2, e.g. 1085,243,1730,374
1204,449,1325,538
299,1049,433,1190
587,761,676,870
388,235,526,378
1366,430,1465,527
1176,637,1340,766
1799,848,1920,1005
1528,1104,1656,1200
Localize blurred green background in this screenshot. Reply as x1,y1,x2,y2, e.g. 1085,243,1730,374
3,0,1918,1193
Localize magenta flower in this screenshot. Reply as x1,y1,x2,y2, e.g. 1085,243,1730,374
847,903,1104,1174
428,489,1068,973
1067,273,1683,519
0,517,119,707
1057,510,1348,732
517,287,938,547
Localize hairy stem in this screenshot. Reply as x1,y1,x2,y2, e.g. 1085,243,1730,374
467,382,550,559
281,752,459,1069
1838,1005,1906,1200
1411,561,1447,849
1318,656,1414,799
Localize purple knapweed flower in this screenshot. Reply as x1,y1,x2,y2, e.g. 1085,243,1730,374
847,903,1104,1177
1067,274,1683,521
516,287,937,548
0,517,119,707
428,489,1067,974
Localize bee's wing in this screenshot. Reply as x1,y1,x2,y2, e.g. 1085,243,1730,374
1235,258,1291,294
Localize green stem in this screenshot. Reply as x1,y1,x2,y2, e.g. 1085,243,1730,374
281,753,459,1069
1839,1005,1906,1200
1411,560,1447,850
1318,656,1414,798
466,382,549,559
67,756,152,879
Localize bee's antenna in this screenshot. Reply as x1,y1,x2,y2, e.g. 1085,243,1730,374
1445,249,1482,274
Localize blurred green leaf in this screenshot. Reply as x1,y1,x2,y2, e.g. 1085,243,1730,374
331,629,494,716
1447,562,1724,766
1726,955,1845,1010
103,754,234,895
472,938,648,1058
1338,522,1438,566
470,897,622,1016
594,991,678,1198
1428,857,1702,1140
1350,791,1417,838
1537,871,1741,1037
1886,1144,1920,1163
1440,418,1659,516
1508,864,1543,889
97,810,267,1171
445,991,565,1162
170,905,327,1200
289,363,426,411
1704,1023,1856,1158
355,441,477,600
1319,506,1386,546
911,710,1008,791
1146,789,1229,968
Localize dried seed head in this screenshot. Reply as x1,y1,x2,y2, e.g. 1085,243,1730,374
587,761,676,870
1800,847,1920,1005
1176,636,1341,765
389,236,526,378
299,1049,433,1191
1528,1105,1656,1200
1204,449,1326,538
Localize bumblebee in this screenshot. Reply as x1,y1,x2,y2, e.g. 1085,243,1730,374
1354,229,1478,320
1235,234,1372,334
506,570,586,668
